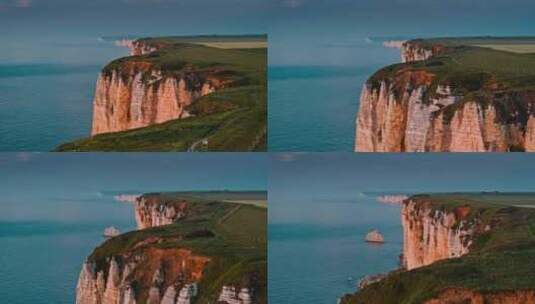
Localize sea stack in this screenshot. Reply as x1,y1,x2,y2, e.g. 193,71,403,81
365,229,384,243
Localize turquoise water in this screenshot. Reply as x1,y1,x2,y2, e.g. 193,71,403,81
268,197,402,303
0,41,126,151
0,195,137,303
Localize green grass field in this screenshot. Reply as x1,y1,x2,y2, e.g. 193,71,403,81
56,35,266,152
89,191,267,303
342,192,535,304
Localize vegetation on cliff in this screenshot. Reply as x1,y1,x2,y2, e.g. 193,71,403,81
341,192,535,304
88,191,267,303
56,35,267,152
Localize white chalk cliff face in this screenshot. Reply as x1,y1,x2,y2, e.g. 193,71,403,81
401,44,433,62
91,69,216,136
134,197,187,229
401,199,475,270
128,40,160,56
355,41,535,152
76,250,210,304
218,286,253,304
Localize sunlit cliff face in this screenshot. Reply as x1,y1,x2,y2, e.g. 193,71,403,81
401,199,474,270
91,41,231,136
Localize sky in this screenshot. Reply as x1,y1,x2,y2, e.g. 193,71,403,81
0,153,267,203
2,0,535,65
269,153,535,223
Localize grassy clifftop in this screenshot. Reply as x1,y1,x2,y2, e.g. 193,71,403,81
56,35,267,152
342,193,535,304
371,38,535,102
90,191,267,303
133,34,267,50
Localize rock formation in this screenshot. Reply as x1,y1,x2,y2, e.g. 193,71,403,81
128,40,159,56
91,68,218,136
401,198,475,270
218,286,254,304
76,249,210,304
364,229,385,243
355,39,535,152
400,40,445,62
134,196,188,229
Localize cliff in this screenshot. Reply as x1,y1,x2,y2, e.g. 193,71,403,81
76,192,267,304
129,40,160,56
402,198,475,270
76,250,210,304
400,40,446,62
355,37,535,152
341,193,535,304
134,196,188,229
91,57,223,136
57,35,267,152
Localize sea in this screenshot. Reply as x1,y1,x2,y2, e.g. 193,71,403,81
268,195,403,304
268,44,400,152
0,37,127,151
0,193,137,303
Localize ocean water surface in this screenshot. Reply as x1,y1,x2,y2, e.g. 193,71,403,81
268,196,402,303
0,39,127,151
268,46,400,151
0,194,137,303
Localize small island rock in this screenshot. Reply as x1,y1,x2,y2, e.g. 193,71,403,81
365,229,384,243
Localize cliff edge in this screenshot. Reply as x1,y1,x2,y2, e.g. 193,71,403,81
57,35,267,152
75,192,267,304
341,193,535,303
355,37,535,152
